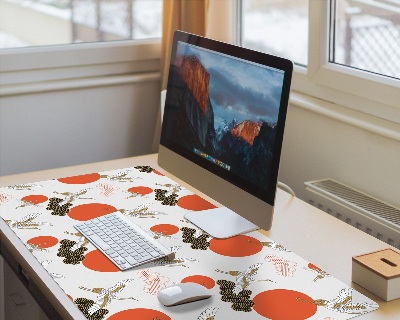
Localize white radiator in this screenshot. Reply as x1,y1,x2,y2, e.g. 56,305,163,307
305,179,400,250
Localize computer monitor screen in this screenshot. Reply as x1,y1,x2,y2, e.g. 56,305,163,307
159,31,292,238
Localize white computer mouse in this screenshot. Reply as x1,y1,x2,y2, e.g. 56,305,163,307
157,282,212,307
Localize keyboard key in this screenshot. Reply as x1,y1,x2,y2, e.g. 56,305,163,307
115,257,127,266
141,253,152,260
125,256,138,265
104,248,114,255
116,248,125,255
109,252,119,258
136,256,147,263
149,250,160,257
89,234,110,251
120,252,129,258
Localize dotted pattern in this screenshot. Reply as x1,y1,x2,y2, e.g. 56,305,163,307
154,189,178,206
74,297,109,320
57,239,88,265
217,279,255,312
47,197,73,216
134,166,153,173
181,227,210,250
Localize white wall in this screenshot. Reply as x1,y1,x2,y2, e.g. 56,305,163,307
279,99,400,209
0,38,162,176
0,78,160,176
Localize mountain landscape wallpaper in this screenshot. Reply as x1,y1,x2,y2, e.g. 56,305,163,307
163,42,285,191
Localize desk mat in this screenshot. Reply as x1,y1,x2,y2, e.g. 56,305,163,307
0,166,378,319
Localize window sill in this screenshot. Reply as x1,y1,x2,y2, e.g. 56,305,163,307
290,91,400,142
0,39,162,87
0,72,161,97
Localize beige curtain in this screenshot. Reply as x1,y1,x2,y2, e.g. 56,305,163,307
161,0,209,90
153,0,209,151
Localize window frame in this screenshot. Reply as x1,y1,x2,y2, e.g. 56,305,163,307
237,0,400,125
306,0,400,123
0,39,161,91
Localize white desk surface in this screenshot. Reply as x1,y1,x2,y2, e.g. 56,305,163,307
1,153,399,320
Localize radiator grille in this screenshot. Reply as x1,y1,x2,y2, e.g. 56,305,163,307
305,179,400,249
309,179,400,226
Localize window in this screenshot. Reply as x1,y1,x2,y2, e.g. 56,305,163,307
329,0,400,80
240,0,400,125
0,0,162,94
0,0,162,48
241,0,308,66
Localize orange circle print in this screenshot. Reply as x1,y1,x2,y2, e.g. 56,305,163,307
150,224,179,236
181,275,215,289
253,289,317,320
107,308,171,320
177,194,217,211
209,234,263,257
27,236,58,248
128,186,153,196
68,203,117,221
153,170,164,176
57,173,101,184
82,250,120,272
21,195,48,205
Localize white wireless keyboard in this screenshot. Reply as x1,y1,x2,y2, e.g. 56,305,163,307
74,212,175,270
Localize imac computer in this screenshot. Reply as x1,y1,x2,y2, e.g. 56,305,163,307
158,31,293,238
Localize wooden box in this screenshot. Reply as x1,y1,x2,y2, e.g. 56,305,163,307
352,248,400,301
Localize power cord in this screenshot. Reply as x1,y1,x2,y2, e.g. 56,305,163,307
277,181,296,197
